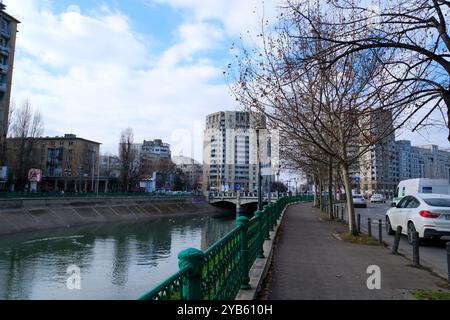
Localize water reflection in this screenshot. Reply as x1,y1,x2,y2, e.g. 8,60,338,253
0,212,235,300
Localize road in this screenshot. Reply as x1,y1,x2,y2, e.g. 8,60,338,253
336,202,450,280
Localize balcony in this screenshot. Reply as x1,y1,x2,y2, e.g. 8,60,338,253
0,63,8,74
1,29,10,39
0,44,9,56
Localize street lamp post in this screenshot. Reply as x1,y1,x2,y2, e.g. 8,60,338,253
256,126,263,211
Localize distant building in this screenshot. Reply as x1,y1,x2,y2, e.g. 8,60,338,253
357,139,450,198
0,4,19,166
172,155,203,191
140,139,171,161
203,111,273,193
99,154,121,192
5,134,101,192
358,110,399,197
396,141,450,181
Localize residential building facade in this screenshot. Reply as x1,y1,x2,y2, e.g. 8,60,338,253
0,3,19,166
172,155,203,191
5,134,101,192
140,139,171,161
356,140,450,198
203,111,272,193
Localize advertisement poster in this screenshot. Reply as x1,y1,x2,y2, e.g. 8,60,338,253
0,166,7,181
28,168,43,182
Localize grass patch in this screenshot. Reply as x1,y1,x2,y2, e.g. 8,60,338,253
411,290,450,300
339,232,380,246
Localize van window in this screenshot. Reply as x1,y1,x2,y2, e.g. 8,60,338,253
422,187,433,194
401,187,406,197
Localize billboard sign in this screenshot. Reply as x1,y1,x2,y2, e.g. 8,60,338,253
28,169,43,182
0,166,7,181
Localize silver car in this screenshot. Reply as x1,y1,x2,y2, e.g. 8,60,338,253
353,194,367,208
370,194,385,203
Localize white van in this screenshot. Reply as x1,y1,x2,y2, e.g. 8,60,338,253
392,178,450,206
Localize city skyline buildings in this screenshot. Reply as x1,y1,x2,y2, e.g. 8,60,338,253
0,2,18,166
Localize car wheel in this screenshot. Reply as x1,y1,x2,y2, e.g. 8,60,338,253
407,222,417,245
386,217,395,235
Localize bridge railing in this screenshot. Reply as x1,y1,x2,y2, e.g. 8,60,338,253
208,192,289,199
138,195,314,300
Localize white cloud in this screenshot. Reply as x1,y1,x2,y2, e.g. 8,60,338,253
150,0,281,37
159,22,224,67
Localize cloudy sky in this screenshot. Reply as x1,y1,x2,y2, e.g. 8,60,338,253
3,0,448,162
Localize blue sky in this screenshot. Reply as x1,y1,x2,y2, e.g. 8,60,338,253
3,0,448,163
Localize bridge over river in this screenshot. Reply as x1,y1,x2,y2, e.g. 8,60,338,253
207,192,287,215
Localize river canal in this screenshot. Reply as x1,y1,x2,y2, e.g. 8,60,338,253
0,212,235,300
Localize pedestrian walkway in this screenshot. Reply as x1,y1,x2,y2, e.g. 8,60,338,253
265,203,449,300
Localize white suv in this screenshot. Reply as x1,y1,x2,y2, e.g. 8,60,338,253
386,193,450,244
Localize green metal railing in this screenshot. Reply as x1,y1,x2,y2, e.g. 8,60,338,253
138,195,314,301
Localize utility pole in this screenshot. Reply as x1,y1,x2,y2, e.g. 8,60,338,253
256,126,263,211
96,151,100,196
91,150,95,193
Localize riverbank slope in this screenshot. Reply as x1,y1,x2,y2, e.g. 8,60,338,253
0,196,222,236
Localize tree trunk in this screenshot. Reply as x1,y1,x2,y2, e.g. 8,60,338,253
313,175,319,207
318,178,323,211
328,156,333,219
341,162,358,235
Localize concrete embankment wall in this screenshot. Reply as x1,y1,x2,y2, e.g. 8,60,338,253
0,197,222,236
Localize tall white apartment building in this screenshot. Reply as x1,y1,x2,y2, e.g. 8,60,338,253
203,111,273,192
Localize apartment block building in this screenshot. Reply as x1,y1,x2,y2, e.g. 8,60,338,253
0,3,19,166
172,155,203,191
140,139,171,161
5,134,101,191
357,139,450,197
203,111,272,192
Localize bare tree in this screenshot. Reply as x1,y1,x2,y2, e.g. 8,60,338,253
228,3,404,235
288,0,450,140
119,128,139,192
8,99,44,190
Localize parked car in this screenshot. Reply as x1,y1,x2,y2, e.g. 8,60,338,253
370,194,385,203
386,193,450,244
392,178,450,207
352,194,367,208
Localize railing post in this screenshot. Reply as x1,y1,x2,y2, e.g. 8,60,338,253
178,248,205,300
446,242,450,282
341,206,344,221
412,231,420,267
392,226,402,254
262,207,271,241
357,214,361,233
237,216,251,290
254,210,265,258
368,218,372,237
378,219,383,244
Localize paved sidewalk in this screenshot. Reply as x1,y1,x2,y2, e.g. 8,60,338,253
265,203,450,300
